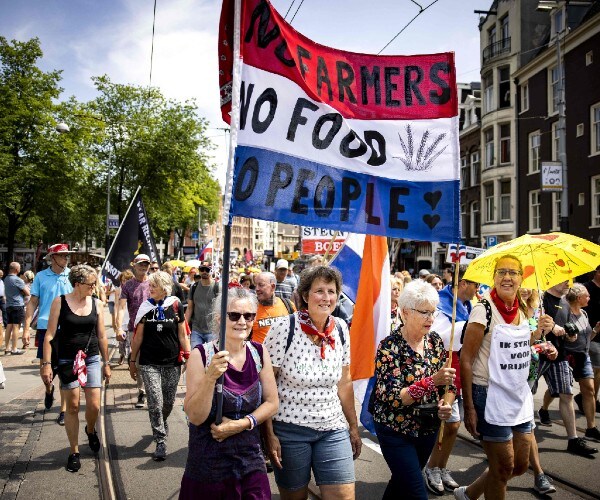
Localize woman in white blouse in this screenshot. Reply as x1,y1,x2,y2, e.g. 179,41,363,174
263,266,361,500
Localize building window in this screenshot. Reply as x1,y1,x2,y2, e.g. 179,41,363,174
461,204,468,240
470,201,480,238
552,192,561,231
552,8,564,39
489,25,497,46
484,128,495,168
500,180,511,221
521,82,529,112
593,176,600,227
471,151,480,186
484,183,495,223
460,156,470,188
498,66,510,109
501,16,509,45
586,51,593,66
549,66,560,115
592,102,600,155
500,124,511,164
528,131,541,174
529,190,541,232
552,121,559,161
483,73,494,114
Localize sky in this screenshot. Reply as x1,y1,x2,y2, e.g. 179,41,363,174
1,0,490,187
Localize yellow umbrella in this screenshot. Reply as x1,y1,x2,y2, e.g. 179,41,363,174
167,259,186,268
463,232,600,290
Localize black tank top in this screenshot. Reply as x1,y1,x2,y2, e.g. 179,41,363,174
57,295,99,359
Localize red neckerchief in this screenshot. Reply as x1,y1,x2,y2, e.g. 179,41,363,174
491,289,519,324
297,309,336,359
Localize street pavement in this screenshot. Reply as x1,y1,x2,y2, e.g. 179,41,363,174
1,311,599,499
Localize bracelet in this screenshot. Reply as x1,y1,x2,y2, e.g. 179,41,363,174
129,360,136,364
41,361,51,367
245,414,257,431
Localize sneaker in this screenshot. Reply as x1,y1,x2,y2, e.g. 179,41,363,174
44,385,55,410
567,437,598,456
152,442,167,461
66,453,81,472
441,468,460,490
585,426,600,442
574,393,584,414
534,473,556,494
57,411,65,426
135,392,146,408
424,466,444,496
86,427,100,453
454,486,470,500
538,408,552,426
10,349,25,355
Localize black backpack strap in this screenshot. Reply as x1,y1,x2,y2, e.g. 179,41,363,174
334,317,345,346
460,298,493,344
282,297,294,314
285,313,296,354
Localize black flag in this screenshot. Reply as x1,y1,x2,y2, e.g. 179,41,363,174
102,187,161,286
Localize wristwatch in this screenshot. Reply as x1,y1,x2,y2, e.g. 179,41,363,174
41,361,51,367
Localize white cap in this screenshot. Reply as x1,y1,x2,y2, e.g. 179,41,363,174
418,269,430,278
276,259,289,270
133,254,151,264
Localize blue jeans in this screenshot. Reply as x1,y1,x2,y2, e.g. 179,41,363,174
374,422,436,500
272,421,355,490
190,330,215,349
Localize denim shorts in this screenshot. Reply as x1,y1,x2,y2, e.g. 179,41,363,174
571,352,594,381
190,331,215,350
448,395,463,424
472,384,532,443
272,421,355,490
58,354,102,390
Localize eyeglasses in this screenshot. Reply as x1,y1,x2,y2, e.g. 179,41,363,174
495,269,522,278
411,309,439,319
226,312,256,322
150,267,159,271
81,281,97,289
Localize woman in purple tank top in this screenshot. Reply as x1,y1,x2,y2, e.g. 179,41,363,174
180,287,279,499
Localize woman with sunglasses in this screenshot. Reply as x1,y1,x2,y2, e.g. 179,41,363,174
262,266,361,500
371,280,456,499
181,287,278,499
129,271,190,461
457,255,554,500
40,265,111,472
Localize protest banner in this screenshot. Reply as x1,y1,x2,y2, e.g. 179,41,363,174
301,226,348,255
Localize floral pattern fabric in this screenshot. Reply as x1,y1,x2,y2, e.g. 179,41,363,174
372,331,455,437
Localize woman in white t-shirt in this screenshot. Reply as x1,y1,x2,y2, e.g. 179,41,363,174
457,255,554,500
263,266,361,499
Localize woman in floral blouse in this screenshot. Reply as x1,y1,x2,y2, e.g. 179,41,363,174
372,280,456,499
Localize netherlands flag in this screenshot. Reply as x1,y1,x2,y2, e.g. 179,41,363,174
331,234,391,433
197,240,213,260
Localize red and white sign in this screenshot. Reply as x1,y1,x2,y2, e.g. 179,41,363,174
301,227,347,255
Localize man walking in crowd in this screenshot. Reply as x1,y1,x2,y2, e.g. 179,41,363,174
424,270,478,494
0,270,7,330
252,272,295,344
583,266,600,414
274,259,295,301
116,254,151,409
24,243,74,425
185,262,219,349
4,262,29,355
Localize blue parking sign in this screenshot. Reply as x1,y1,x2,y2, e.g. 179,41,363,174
486,236,497,247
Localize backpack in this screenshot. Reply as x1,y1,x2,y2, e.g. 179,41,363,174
285,314,345,354
460,298,492,344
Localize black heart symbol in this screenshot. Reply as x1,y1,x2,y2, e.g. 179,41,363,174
424,191,442,210
423,214,440,229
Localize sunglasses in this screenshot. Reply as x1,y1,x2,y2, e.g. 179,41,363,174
81,281,97,289
150,267,159,271
199,267,211,272
226,312,256,322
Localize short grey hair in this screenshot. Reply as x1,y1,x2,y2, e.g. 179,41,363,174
69,264,96,287
256,272,276,285
148,271,173,296
210,288,258,331
398,280,439,311
565,283,587,304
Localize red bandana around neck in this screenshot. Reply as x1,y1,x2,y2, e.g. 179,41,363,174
491,289,519,324
297,309,336,359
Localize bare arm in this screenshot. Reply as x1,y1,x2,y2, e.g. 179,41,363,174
459,322,485,437
128,323,144,381
40,297,61,385
24,295,39,333
260,366,282,468
178,318,190,353
337,365,362,459
95,299,112,382
185,299,193,324
116,297,128,338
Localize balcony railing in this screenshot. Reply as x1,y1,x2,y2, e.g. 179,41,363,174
483,37,511,65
